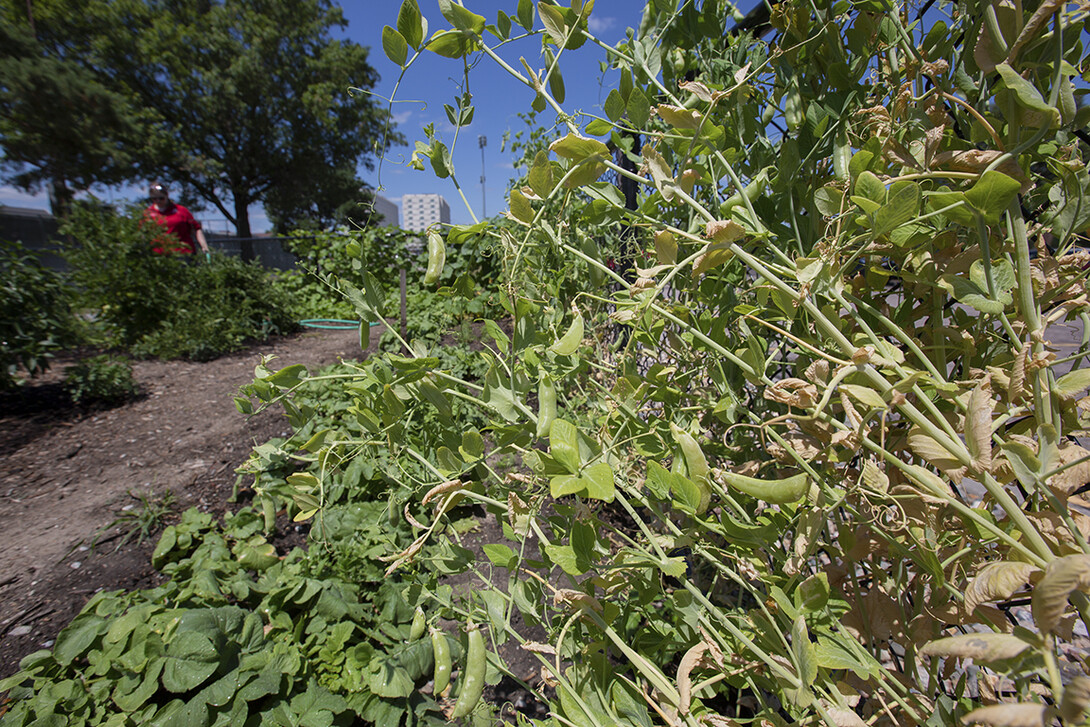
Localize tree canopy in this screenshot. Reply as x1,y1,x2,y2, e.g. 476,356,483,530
0,0,399,234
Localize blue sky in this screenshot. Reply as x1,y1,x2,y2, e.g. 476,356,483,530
341,0,648,227
0,1,649,233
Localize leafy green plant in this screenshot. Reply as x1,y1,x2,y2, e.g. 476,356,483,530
61,202,297,361
90,489,176,553
238,0,1090,724
0,240,78,389
63,355,138,406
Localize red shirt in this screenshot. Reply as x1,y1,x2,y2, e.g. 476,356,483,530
145,202,202,253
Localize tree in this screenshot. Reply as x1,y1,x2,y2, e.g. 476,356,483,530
0,0,399,236
0,3,143,217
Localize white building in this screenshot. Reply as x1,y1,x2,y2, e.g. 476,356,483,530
401,193,450,232
370,194,399,227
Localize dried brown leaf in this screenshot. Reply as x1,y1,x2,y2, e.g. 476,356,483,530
908,429,968,484
1008,0,1064,64
764,378,818,408
678,642,709,714
960,702,1047,727
1032,554,1090,634
921,632,1031,662
966,376,995,474
1060,675,1090,724
964,561,1040,613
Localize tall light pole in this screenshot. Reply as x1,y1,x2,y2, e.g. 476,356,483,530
478,135,487,219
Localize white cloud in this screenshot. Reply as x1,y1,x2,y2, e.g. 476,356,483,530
392,109,414,125
587,15,617,34
0,185,50,210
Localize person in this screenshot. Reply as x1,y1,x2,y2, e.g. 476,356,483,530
143,182,209,255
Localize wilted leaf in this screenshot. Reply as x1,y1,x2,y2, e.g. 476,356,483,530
643,145,678,202
1060,675,1090,724
656,104,702,129
960,702,1046,727
965,376,994,473
964,561,1040,613
908,428,968,482
1032,554,1090,634
921,632,1031,662
654,230,677,265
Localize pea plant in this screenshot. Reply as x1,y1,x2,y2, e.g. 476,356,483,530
235,0,1090,724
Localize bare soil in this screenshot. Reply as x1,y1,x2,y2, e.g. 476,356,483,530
0,326,370,678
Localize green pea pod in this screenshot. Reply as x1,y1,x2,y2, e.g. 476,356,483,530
410,607,426,641
450,624,486,718
784,83,803,132
832,132,851,182
431,627,452,695
536,373,556,438
670,423,711,514
424,229,445,286
719,168,769,216
718,469,810,504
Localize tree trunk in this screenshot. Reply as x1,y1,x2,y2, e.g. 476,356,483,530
233,194,253,261
47,179,73,219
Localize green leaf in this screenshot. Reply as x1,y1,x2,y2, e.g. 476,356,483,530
516,0,534,29
263,363,307,389
550,419,582,474
1056,369,1090,400
791,616,818,685
161,632,218,693
528,151,554,198
550,473,585,497
670,473,703,513
585,118,611,136
582,462,616,502
927,190,976,226
855,171,886,204
544,543,585,575
509,188,535,223
873,180,920,237
939,274,1009,314
550,133,610,163
604,88,625,122
54,612,108,666
645,461,673,500
537,2,569,45
425,29,477,58
495,10,512,39
627,86,651,128
438,0,485,33
381,26,408,67
995,62,1060,126
797,573,830,612
483,544,516,568
814,186,845,216
397,0,425,49
965,170,1022,224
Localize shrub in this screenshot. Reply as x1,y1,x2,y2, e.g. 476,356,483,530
63,355,137,406
61,202,296,360
0,240,78,389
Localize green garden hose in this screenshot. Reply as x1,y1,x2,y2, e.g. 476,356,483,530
299,319,381,330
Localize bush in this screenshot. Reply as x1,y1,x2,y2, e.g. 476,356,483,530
62,203,296,360
0,240,78,389
64,355,138,406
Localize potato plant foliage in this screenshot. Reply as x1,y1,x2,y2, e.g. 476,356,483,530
5,0,1090,725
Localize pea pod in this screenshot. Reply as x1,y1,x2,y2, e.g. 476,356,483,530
670,423,711,514
784,82,803,132
717,469,810,504
832,132,851,182
536,373,556,438
719,168,769,216
431,626,452,695
424,229,445,286
410,607,426,641
450,623,486,718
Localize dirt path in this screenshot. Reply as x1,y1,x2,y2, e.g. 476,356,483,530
0,326,373,677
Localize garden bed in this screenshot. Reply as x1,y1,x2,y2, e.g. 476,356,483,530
0,325,370,678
